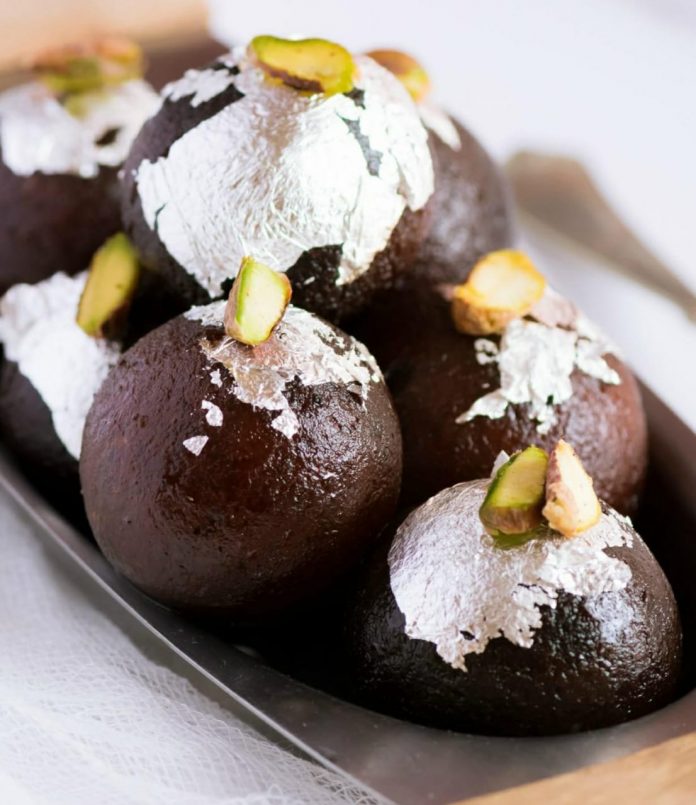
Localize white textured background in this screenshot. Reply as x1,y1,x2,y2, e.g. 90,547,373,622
1,2,695,803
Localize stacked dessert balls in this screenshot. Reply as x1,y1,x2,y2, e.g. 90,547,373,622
0,34,681,736
352,249,647,514
81,258,403,617
0,38,155,506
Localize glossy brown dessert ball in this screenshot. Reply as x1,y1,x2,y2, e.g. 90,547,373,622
362,49,513,284
121,49,434,324
351,284,647,515
345,481,682,736
80,303,403,619
414,115,514,284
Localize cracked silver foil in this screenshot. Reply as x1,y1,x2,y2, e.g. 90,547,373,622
457,290,621,434
163,67,238,107
418,100,461,150
185,302,382,439
201,399,223,426
136,49,434,297
0,272,121,458
490,450,510,476
0,80,158,178
388,479,634,671
182,435,209,455
528,286,578,328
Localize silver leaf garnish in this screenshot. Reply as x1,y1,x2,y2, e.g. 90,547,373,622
136,51,434,296
186,303,381,439
0,80,158,178
457,290,621,434
389,480,633,671
0,272,121,458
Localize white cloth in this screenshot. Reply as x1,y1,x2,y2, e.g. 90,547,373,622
0,490,380,805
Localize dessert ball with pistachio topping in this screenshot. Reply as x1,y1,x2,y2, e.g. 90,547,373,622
80,279,403,619
121,36,435,323
0,39,159,294
352,250,648,514
0,254,129,503
345,446,682,736
366,49,514,285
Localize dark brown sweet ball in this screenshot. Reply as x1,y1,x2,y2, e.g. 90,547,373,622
0,164,121,295
0,74,158,295
345,481,682,736
121,47,435,323
415,112,515,283
80,302,403,619
352,283,647,515
363,49,514,284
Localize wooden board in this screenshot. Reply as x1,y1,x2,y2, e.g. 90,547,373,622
459,732,696,804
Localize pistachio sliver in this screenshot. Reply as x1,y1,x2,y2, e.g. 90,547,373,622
76,233,140,339
249,35,356,96
480,446,549,537
543,440,602,537
224,257,292,346
451,249,547,336
34,37,144,96
366,49,430,102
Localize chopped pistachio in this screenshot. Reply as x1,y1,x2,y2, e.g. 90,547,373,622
249,35,355,96
224,256,292,346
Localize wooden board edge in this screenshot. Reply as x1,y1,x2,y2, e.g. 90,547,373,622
455,731,696,804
